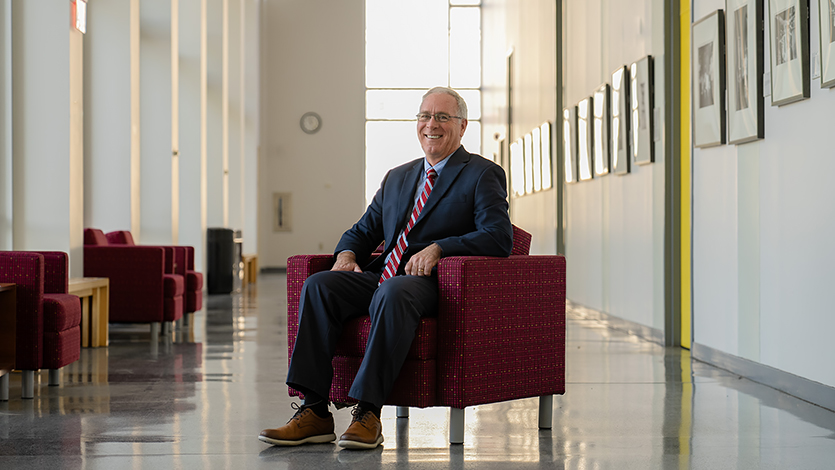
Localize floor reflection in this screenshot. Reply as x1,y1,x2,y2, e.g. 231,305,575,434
0,273,833,469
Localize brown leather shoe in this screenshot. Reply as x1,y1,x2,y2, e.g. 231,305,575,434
259,403,336,446
337,406,384,449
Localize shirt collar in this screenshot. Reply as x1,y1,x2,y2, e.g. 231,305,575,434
424,151,454,176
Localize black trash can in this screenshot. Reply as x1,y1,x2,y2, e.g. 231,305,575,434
207,228,235,294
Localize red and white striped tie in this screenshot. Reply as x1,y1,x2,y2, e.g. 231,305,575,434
379,168,437,284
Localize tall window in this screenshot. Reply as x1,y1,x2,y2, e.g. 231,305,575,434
365,0,481,204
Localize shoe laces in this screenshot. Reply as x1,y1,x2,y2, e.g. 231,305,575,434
350,406,373,424
288,402,307,423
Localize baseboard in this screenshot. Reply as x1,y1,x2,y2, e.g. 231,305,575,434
692,342,835,413
260,266,287,273
567,300,665,346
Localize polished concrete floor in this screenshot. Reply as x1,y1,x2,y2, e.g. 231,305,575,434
1,273,834,469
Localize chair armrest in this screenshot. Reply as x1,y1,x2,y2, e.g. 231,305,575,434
84,246,167,323
0,252,45,370
286,254,335,360
435,254,567,408
32,251,69,294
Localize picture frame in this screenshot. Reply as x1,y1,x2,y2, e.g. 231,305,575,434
630,56,654,165
531,126,543,191
593,83,611,176
577,98,594,181
768,0,810,105
510,138,525,196
524,133,534,193
726,0,765,144
540,121,553,190
693,10,727,148
563,107,578,184
820,0,835,88
610,65,631,175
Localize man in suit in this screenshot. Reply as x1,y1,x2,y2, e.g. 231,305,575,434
259,87,513,449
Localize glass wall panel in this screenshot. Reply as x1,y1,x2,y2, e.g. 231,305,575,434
449,7,481,89
366,0,449,88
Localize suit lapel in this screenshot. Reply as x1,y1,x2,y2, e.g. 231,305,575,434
414,146,469,226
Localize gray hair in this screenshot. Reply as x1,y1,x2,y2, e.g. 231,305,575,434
422,87,468,120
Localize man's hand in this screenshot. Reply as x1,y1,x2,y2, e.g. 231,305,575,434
332,251,363,272
404,243,442,277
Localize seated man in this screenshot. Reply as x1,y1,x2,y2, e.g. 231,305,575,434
259,87,513,450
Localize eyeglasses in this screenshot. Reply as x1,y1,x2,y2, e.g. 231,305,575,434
416,113,463,123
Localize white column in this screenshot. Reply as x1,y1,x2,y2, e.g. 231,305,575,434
179,0,208,272
84,0,138,234
227,0,242,233
242,0,259,256
140,0,179,245
11,0,85,277
206,0,226,229
0,0,11,250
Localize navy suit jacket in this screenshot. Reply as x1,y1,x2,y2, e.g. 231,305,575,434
335,146,514,274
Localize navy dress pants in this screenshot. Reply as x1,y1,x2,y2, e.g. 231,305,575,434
286,270,439,408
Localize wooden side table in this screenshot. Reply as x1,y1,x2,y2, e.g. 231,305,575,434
243,254,258,286
0,283,16,401
68,277,110,348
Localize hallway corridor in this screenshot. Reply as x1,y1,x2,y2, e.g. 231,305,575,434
1,273,833,469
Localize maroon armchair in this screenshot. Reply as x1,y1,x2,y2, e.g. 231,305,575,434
0,251,81,399
287,225,566,444
84,229,184,338
105,230,203,317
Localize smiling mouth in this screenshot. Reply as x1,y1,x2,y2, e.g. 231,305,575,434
425,135,442,140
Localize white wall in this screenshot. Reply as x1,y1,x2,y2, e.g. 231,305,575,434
84,0,134,234
258,0,365,268
557,0,667,331
11,1,85,277
482,0,559,257
692,0,835,388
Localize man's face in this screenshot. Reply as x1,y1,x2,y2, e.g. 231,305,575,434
417,93,468,164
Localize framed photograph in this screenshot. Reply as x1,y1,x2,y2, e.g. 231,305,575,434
630,56,654,165
510,138,525,196
531,127,543,191
524,133,534,193
540,121,553,190
726,0,765,144
768,0,810,105
593,83,611,176
576,98,594,181
693,10,727,148
563,107,578,184
610,66,631,175
820,0,835,87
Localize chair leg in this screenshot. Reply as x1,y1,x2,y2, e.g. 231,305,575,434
150,322,160,343
0,373,8,401
162,321,171,336
449,407,465,445
396,406,409,418
48,369,61,386
539,395,553,429
21,370,35,399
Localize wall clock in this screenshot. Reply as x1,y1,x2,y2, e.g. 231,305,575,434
300,112,322,134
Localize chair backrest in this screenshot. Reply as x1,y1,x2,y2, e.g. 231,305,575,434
106,230,136,246
511,225,532,255
84,229,109,246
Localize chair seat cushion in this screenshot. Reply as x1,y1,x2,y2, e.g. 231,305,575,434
187,271,203,291
163,274,185,297
42,293,82,332
335,316,437,360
